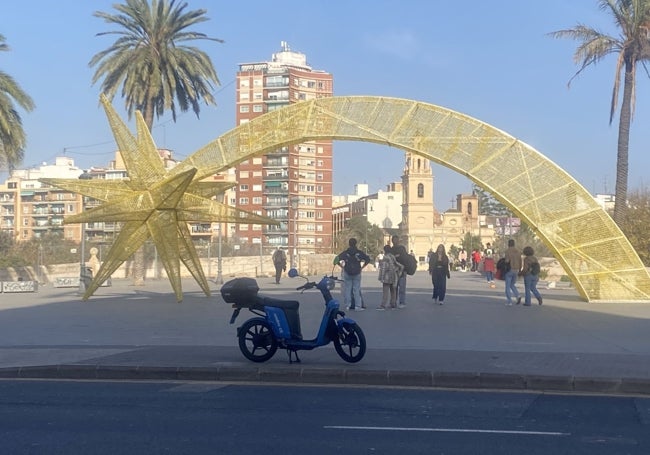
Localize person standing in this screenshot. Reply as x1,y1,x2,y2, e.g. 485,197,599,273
271,247,287,284
521,246,543,306
428,244,451,305
337,238,370,311
391,235,409,309
483,242,496,287
504,239,522,305
377,244,403,310
458,249,467,271
471,249,481,272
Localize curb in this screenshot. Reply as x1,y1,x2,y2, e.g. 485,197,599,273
2,365,650,395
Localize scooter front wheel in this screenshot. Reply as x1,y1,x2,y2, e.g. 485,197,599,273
238,319,278,363
334,322,366,363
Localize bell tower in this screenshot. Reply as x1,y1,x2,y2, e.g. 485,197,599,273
400,152,435,262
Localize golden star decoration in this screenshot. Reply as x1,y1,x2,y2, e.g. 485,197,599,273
40,94,278,302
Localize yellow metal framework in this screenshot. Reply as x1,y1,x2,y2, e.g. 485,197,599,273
165,96,649,302
41,95,278,302
42,95,650,302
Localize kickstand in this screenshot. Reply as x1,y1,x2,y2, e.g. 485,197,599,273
287,349,301,364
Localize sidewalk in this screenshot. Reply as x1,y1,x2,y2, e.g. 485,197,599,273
1,270,650,395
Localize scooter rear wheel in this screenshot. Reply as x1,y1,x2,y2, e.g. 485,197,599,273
238,319,278,362
334,322,366,363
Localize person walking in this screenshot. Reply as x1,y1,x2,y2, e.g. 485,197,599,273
428,244,451,305
483,242,496,287
504,239,522,305
521,246,543,306
337,238,370,311
271,247,287,284
377,244,403,310
391,235,409,308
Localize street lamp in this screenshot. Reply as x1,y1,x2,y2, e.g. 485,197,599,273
290,196,300,268
216,223,223,284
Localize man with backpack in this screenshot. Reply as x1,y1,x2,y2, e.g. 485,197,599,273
336,238,370,311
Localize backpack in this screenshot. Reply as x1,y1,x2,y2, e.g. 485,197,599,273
341,249,362,276
403,253,417,276
379,256,398,284
530,261,540,276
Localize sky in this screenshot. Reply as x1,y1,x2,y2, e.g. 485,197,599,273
2,0,650,210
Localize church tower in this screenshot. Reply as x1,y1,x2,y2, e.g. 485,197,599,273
400,152,435,263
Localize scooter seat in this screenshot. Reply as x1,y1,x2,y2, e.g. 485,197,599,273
261,297,299,310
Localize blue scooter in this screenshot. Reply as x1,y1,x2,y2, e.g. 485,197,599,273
221,268,366,364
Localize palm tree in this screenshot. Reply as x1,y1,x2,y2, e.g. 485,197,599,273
0,34,35,171
549,0,650,225
89,0,223,285
89,0,223,130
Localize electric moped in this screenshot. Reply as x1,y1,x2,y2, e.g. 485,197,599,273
221,268,366,364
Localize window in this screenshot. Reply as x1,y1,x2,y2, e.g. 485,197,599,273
252,157,262,165
253,92,263,100
239,184,249,191
252,197,262,204
239,105,250,113
240,171,249,178
252,184,262,192
240,92,249,101
253,78,262,86
253,105,263,113
417,183,424,198
239,79,249,87
239,197,249,204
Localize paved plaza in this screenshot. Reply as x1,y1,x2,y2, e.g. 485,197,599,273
1,269,649,394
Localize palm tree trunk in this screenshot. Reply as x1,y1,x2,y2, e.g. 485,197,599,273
613,62,633,226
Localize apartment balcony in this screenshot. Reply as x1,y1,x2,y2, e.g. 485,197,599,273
264,186,288,194
265,146,289,156
263,199,288,208
263,225,288,234
263,174,288,183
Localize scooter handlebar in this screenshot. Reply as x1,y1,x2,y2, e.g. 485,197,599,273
296,282,317,292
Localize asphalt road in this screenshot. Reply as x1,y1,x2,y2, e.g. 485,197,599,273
1,379,649,454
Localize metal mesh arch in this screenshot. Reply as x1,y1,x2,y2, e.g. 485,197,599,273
173,96,650,302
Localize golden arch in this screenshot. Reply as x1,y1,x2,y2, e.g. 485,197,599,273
172,96,650,302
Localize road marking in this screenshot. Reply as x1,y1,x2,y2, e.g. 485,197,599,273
324,426,569,436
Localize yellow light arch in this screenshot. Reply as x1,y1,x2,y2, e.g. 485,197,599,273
171,96,650,302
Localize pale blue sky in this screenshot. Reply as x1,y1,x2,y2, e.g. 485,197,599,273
2,1,649,209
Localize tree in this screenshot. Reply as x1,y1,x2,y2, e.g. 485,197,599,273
472,184,510,216
618,187,650,265
89,0,223,284
0,34,35,171
89,0,224,128
549,0,650,225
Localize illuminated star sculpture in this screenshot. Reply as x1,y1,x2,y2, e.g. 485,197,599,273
41,95,278,302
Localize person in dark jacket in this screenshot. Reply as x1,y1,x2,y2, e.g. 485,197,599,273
428,244,451,305
336,238,370,311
